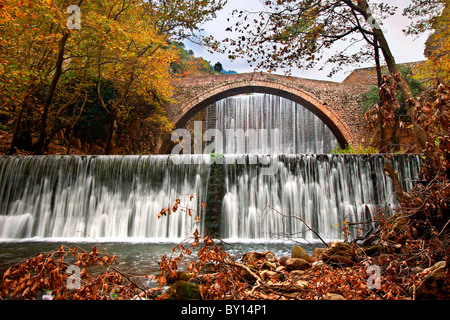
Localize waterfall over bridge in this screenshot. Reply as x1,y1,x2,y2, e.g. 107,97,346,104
157,72,372,154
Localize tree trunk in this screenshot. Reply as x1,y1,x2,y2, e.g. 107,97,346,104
34,31,70,155
8,103,26,155
357,0,428,150
8,83,42,154
105,112,116,155
373,34,388,153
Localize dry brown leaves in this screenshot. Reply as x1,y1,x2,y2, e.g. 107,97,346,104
0,245,149,300
158,228,248,299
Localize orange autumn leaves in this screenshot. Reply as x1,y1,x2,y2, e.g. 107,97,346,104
0,245,144,300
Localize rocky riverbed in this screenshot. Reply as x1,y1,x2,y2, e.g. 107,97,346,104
158,241,449,300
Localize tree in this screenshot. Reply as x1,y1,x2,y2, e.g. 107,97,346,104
170,43,216,77
404,1,449,84
211,0,429,149
0,0,86,155
214,62,223,73
363,65,424,152
142,0,226,41
1,0,225,155
88,0,178,154
402,0,446,36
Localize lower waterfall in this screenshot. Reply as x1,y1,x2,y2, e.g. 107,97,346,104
0,154,422,242
0,155,210,240
220,154,422,241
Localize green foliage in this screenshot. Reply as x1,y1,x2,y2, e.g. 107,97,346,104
331,144,378,154
71,80,115,143
210,152,224,158
362,65,424,113
362,85,380,113
170,42,216,77
221,69,238,75
214,62,223,73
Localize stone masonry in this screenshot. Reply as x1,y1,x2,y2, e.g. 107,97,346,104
157,71,374,154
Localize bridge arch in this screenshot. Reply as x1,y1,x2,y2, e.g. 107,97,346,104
158,73,363,154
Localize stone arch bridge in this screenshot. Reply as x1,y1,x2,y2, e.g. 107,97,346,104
157,72,372,154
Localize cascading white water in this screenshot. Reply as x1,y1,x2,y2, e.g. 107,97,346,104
220,154,422,241
0,155,210,241
0,154,422,242
0,93,424,243
206,94,339,154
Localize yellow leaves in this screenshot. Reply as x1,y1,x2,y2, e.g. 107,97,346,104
415,5,450,84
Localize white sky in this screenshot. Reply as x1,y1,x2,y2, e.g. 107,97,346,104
183,0,431,82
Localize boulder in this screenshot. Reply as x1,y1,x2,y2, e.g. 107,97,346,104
323,293,346,300
242,252,260,265
285,258,311,271
416,261,449,299
291,245,312,262
279,256,289,266
165,271,193,285
321,242,355,267
165,280,202,300
242,251,277,265
265,251,278,263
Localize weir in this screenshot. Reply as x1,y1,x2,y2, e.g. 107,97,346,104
0,154,422,241
0,93,423,242
0,155,210,240
218,154,421,241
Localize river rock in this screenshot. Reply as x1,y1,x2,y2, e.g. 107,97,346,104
311,260,326,270
321,242,355,267
165,280,202,300
260,270,277,281
279,256,289,266
323,293,346,300
261,261,277,270
270,280,309,292
166,271,193,285
242,252,259,264
265,251,278,263
242,251,276,265
416,261,449,299
285,258,311,271
291,245,312,262
276,266,286,272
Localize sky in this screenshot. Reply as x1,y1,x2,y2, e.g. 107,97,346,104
183,0,431,82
